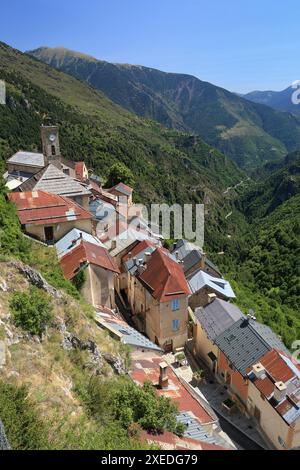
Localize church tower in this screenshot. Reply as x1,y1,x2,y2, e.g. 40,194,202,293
41,125,61,161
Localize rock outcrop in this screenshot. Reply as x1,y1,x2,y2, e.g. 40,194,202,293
9,261,62,298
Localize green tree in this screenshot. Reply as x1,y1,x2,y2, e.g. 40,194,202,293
106,162,135,188
9,287,53,336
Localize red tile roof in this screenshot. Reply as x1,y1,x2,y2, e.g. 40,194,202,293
122,239,157,262
248,349,294,399
130,350,214,426
9,190,92,226
109,182,133,196
141,430,227,451
249,349,300,424
60,240,120,279
89,180,102,194
260,349,294,383
137,247,191,301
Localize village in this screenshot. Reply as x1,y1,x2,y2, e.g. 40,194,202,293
3,125,300,451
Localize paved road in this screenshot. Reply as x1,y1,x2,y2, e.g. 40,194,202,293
215,411,265,450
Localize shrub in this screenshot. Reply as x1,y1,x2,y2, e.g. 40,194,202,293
9,286,53,336
113,379,181,435
76,376,183,437
0,381,49,449
72,269,86,291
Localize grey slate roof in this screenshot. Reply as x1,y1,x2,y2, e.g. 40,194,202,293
95,311,162,352
172,239,201,260
176,412,226,447
188,269,235,298
89,198,116,221
18,164,91,198
55,228,104,259
7,151,45,168
214,318,271,377
251,322,289,355
195,299,244,341
172,239,221,275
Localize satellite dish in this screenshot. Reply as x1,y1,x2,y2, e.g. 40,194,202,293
49,134,56,142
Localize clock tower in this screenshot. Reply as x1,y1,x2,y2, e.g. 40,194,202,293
41,125,61,161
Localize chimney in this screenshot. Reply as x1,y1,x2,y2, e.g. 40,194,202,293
111,239,117,251
132,257,137,266
207,293,217,304
274,381,287,403
79,232,83,239
252,363,266,380
200,252,207,270
175,250,179,261
137,258,146,275
159,362,169,389
144,251,152,263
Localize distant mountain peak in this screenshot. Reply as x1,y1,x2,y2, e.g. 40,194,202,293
28,45,300,173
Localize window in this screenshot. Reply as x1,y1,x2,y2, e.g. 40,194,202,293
172,319,180,331
172,298,180,311
51,145,56,156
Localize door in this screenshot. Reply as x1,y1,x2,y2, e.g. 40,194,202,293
164,340,173,353
254,406,261,423
44,226,54,242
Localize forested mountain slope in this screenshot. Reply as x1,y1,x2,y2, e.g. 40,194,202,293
28,46,300,173
219,152,300,347
0,42,242,207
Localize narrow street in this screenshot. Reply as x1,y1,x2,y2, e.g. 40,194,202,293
164,347,270,451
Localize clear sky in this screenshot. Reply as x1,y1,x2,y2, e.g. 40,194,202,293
1,0,299,93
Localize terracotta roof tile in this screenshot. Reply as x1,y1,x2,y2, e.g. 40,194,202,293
260,349,294,383
141,430,227,451
137,247,191,301
122,239,157,262
130,351,214,425
9,190,92,226
109,182,133,195
60,240,120,279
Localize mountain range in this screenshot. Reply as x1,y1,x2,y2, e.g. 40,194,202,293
0,40,299,346
27,47,300,173
244,86,300,116
0,40,300,450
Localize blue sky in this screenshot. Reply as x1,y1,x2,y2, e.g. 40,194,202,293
1,0,299,93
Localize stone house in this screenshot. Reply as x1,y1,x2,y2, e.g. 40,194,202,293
172,239,221,278
187,269,235,309
9,190,93,243
192,302,300,448
17,163,91,210
247,349,300,450
60,240,119,309
108,182,133,206
127,247,191,351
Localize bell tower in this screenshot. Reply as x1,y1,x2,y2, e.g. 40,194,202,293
41,125,61,161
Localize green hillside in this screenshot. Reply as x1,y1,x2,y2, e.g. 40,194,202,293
1,40,299,349
218,152,300,347
0,41,243,209
28,46,300,173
